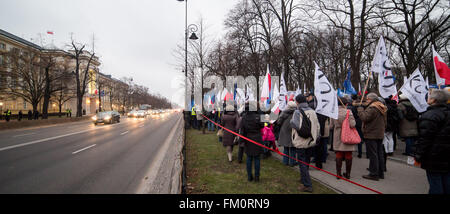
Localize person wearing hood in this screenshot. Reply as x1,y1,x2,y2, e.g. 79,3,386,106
274,101,298,166
356,92,387,181
305,92,317,110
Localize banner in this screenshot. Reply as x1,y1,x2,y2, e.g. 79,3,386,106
314,62,338,119
400,68,429,113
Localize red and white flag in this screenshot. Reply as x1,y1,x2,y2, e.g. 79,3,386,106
261,65,272,105
47,31,54,35
432,46,450,85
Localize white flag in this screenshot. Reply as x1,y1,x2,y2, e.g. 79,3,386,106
245,84,255,102
279,72,288,111
261,65,271,104
400,68,429,113
372,36,397,98
295,86,302,97
314,62,338,119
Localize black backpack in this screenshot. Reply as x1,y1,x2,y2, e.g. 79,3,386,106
291,109,312,139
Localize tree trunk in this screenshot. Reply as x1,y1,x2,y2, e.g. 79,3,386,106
42,67,51,119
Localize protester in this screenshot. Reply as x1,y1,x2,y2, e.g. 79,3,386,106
261,114,276,159
34,110,39,120
415,89,450,194
397,94,419,156
351,94,365,158
207,108,216,132
305,92,317,110
315,113,330,168
357,92,387,181
291,94,320,192
331,96,357,179
241,102,264,182
384,96,399,159
274,101,298,166
220,104,240,163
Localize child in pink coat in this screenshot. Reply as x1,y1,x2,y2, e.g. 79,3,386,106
261,114,276,158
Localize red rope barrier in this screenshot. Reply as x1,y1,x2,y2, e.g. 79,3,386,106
202,114,383,194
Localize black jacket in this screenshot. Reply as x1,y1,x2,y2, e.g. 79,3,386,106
415,104,450,173
241,111,264,156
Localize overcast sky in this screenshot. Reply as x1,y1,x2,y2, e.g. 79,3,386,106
0,0,238,107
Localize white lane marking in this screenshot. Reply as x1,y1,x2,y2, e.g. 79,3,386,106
139,124,144,128
12,132,36,138
120,131,129,135
72,144,96,154
0,119,132,152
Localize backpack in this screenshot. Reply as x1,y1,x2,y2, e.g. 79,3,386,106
403,103,419,121
290,108,312,139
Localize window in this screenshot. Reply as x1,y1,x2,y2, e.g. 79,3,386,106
0,43,5,50
23,101,27,109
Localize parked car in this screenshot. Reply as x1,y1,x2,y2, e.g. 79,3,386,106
92,111,120,125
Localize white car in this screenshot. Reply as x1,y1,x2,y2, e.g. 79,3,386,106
128,110,146,118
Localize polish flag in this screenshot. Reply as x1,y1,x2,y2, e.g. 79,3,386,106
261,65,271,105
47,31,54,35
432,46,450,85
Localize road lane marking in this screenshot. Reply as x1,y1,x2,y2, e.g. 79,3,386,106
0,119,133,152
139,125,144,128
72,144,96,154
120,131,129,135
12,132,36,138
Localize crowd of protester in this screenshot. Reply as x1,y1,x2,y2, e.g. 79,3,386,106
189,88,450,194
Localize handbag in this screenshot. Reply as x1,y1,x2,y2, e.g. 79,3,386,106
341,110,361,145
217,128,224,137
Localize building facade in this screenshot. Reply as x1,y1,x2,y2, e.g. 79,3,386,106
0,29,123,117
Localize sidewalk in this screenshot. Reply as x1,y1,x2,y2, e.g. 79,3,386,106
272,143,428,194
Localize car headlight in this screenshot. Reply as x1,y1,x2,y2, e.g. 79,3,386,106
133,113,137,116
92,116,97,120
104,116,111,120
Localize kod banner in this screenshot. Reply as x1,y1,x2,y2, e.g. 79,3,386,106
314,62,338,119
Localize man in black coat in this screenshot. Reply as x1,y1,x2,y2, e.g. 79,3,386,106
415,89,450,194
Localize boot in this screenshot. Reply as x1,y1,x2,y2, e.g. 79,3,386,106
227,152,233,162
344,159,352,179
336,158,343,180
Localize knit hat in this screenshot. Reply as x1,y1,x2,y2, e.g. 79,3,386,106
295,94,307,104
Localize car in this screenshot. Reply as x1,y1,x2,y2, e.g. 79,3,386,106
128,110,146,118
92,111,120,125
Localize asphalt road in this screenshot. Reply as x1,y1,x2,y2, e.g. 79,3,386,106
0,112,182,194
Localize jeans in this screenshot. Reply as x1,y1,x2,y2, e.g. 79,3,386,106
297,148,313,187
405,137,416,156
207,121,215,131
426,171,450,194
283,147,297,165
246,155,260,179
366,139,385,178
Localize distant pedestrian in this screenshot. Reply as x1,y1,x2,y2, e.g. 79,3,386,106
241,102,264,182
357,93,387,181
291,94,320,193
18,110,23,121
4,109,11,122
274,101,298,166
415,89,450,194
34,110,39,120
397,94,419,156
27,110,32,120
331,97,357,179
220,104,239,163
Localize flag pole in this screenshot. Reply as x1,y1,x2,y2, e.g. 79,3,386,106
360,71,372,105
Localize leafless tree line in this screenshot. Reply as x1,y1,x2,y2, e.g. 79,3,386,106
177,0,449,94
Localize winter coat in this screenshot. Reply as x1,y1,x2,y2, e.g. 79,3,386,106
291,103,320,149
357,101,387,140
241,111,264,156
415,104,450,173
220,111,239,147
385,99,400,133
274,101,297,147
331,106,357,152
397,99,419,137
350,105,364,139
261,125,275,142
